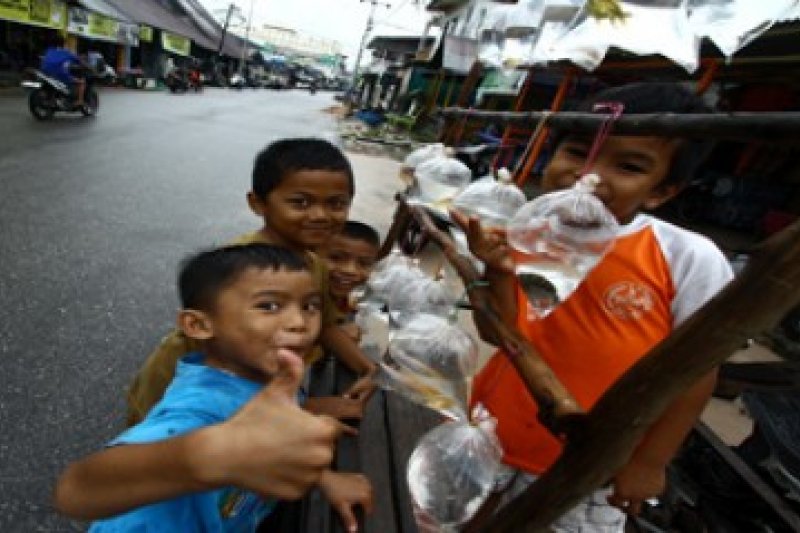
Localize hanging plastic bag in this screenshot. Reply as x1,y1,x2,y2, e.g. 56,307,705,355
413,153,473,205
366,252,426,303
507,174,619,317
688,0,797,58
549,0,699,73
387,314,478,408
355,301,390,363
452,168,526,229
387,276,456,327
407,405,505,528
403,143,447,171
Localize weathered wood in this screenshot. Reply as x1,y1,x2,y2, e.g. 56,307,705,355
408,204,583,435
384,393,442,533
439,109,800,141
482,218,800,531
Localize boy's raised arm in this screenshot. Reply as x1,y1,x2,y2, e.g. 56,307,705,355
609,369,718,515
55,351,339,520
450,210,518,344
321,325,377,401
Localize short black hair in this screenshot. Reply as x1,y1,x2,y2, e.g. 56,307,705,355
340,220,381,249
178,244,310,310
251,138,355,200
552,82,715,187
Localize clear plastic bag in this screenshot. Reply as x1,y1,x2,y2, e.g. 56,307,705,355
407,406,505,528
550,0,699,73
387,314,478,408
478,4,514,68
403,143,447,171
507,174,619,316
451,168,527,229
387,277,456,327
413,155,473,204
366,252,426,303
688,0,797,58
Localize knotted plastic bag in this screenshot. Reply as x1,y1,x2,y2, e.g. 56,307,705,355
549,0,699,73
366,252,426,304
407,405,505,528
403,143,447,171
507,174,619,316
452,168,527,229
413,154,473,205
386,314,478,409
386,276,456,327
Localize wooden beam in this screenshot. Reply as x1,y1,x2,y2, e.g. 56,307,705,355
439,109,800,140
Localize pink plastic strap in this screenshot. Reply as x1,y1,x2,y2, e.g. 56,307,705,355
579,102,624,176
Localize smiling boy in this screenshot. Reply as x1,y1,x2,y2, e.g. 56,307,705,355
455,83,734,531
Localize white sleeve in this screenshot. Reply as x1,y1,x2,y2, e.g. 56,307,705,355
669,234,734,327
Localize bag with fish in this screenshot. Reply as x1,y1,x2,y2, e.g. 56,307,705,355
506,173,619,317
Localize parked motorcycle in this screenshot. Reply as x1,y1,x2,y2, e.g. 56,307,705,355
22,68,98,120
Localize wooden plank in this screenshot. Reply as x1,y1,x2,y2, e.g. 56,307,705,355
359,391,401,533
384,394,443,533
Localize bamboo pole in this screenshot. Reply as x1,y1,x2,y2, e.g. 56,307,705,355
439,109,800,140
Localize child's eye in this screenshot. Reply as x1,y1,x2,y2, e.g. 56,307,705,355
618,162,648,174
328,198,350,211
304,299,322,313
257,301,280,312
288,198,310,209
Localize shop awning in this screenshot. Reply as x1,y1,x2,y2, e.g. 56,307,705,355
103,0,215,52
77,0,133,23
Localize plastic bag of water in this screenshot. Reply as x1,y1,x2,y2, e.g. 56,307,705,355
507,174,618,317
403,143,447,171
407,405,505,528
386,276,456,327
452,168,526,229
366,252,426,304
413,154,472,204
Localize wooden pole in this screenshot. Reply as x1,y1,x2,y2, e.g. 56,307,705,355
492,67,538,170
480,217,800,531
514,69,574,186
439,109,800,141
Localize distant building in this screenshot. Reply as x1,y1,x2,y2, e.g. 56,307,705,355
233,24,342,59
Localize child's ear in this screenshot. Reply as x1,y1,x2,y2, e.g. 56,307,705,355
247,191,266,216
643,182,682,211
177,309,214,341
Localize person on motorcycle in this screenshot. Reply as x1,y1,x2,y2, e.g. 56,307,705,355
40,35,85,108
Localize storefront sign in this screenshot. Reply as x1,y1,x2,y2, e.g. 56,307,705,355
68,6,138,46
443,35,478,74
0,0,66,30
139,25,153,43
161,31,191,56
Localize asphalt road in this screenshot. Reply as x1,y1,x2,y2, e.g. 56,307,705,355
0,86,344,531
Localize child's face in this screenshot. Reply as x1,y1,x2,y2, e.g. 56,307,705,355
543,135,682,223
249,169,352,250
195,267,322,381
323,235,379,300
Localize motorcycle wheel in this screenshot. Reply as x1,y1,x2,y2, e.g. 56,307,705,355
81,90,99,117
29,89,55,120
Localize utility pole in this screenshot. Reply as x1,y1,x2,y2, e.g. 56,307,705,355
217,3,237,60
349,0,391,105
238,0,255,76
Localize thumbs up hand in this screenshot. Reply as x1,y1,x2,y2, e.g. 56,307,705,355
196,349,340,499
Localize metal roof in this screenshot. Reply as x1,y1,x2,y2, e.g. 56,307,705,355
77,0,134,22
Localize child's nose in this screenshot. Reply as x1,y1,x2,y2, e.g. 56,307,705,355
283,306,308,331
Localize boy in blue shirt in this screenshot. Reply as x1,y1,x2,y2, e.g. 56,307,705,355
57,244,372,532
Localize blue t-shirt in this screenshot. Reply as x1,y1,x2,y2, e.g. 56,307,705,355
89,354,277,533
41,47,80,79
